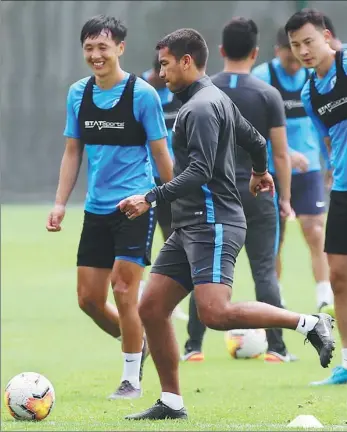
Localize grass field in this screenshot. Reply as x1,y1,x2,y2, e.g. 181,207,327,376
1,205,346,431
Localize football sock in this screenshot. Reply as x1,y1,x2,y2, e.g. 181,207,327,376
161,392,184,410
316,281,334,308
295,314,319,336
121,352,141,389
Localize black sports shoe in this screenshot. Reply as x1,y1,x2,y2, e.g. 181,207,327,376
108,380,142,400
139,337,149,382
125,399,188,420
306,313,335,368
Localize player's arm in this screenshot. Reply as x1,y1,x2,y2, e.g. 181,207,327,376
270,127,291,200
265,87,291,203
149,139,173,183
140,86,173,183
54,137,84,207
46,86,83,232
151,103,220,204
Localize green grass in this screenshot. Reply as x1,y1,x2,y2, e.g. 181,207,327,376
1,205,345,431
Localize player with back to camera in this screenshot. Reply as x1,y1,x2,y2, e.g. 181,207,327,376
117,28,335,420
46,15,173,399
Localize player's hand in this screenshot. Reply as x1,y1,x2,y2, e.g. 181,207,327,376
117,195,150,220
249,171,275,197
291,151,309,173
279,198,292,219
46,204,65,232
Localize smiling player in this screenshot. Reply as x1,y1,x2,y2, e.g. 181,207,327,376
46,15,173,399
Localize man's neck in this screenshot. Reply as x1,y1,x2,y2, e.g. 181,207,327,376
223,59,251,74
315,50,336,79
185,70,206,87
95,66,125,90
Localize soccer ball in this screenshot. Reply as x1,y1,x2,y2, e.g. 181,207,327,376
4,372,55,421
225,328,268,359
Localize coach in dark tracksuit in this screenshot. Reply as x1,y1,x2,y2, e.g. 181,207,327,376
183,18,296,363
119,28,333,420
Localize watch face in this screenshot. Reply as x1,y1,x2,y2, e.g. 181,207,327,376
146,191,156,203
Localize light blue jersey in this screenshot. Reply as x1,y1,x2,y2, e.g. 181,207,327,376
301,53,347,192
64,72,167,214
252,58,329,175
142,69,175,178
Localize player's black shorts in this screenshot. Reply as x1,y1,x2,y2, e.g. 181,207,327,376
154,177,172,229
151,223,246,291
324,191,347,255
77,208,157,269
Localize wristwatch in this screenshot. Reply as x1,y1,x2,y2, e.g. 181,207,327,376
144,190,157,208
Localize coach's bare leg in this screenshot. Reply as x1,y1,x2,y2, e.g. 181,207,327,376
194,283,300,330
112,260,144,353
77,267,121,338
328,255,347,348
139,274,188,395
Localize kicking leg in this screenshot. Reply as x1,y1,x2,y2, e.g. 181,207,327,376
194,282,334,368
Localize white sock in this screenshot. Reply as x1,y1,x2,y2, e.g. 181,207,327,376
121,352,142,389
161,392,184,410
296,314,319,336
316,281,334,308
342,349,347,370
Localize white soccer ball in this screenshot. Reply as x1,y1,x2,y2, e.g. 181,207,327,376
225,328,268,359
4,372,55,421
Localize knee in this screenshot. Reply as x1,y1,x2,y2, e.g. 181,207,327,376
197,303,223,330
138,296,161,325
77,290,101,316
112,279,135,310
303,220,324,247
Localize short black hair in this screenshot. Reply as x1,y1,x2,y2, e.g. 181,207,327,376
285,8,326,35
276,27,290,49
156,28,208,69
80,15,127,45
322,14,337,38
221,17,258,60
